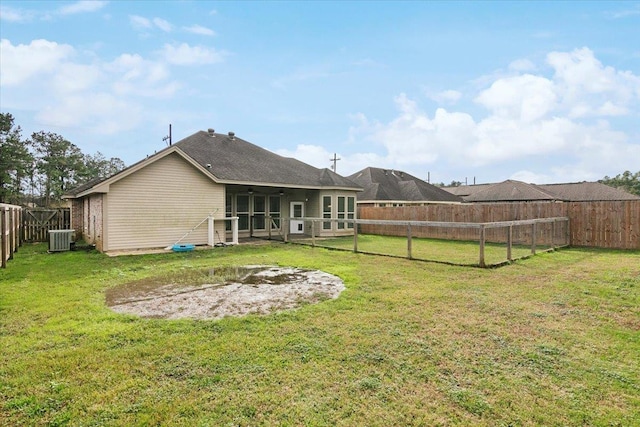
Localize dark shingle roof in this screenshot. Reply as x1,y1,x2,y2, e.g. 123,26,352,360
63,176,108,197
537,182,640,201
347,167,462,202
65,130,361,198
175,131,360,189
442,184,491,197
461,180,640,202
464,180,555,202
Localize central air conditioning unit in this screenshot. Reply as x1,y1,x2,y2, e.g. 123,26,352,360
49,229,75,252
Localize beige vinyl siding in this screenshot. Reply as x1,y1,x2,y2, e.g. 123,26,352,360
105,153,225,251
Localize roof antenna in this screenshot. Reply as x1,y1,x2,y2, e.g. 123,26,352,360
162,124,172,146
330,153,341,172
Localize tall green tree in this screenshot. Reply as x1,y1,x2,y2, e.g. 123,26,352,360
0,113,33,204
31,131,85,206
600,171,640,196
80,151,126,182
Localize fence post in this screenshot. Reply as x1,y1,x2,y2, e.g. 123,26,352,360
407,223,413,260
507,224,513,261
353,219,358,253
551,220,556,250
531,222,537,255
479,225,486,268
8,208,14,260
1,208,6,268
311,220,316,247
13,208,19,254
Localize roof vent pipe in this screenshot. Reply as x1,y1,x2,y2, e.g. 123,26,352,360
207,128,215,136
228,131,235,140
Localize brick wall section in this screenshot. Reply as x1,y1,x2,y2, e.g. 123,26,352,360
71,199,83,235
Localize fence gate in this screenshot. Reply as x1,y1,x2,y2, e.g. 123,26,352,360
22,208,71,242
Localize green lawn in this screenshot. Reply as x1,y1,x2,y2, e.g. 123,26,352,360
1,242,638,426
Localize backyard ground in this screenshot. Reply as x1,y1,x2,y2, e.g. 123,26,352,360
1,241,638,426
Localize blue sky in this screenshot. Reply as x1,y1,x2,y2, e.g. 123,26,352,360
1,1,639,185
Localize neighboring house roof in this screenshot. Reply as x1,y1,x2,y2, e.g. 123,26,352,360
456,180,640,202
347,167,462,203
537,182,640,201
65,130,361,198
464,180,556,202
442,184,491,198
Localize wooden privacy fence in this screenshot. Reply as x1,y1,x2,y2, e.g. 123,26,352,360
567,201,640,249
359,200,640,250
22,208,71,242
1,204,22,268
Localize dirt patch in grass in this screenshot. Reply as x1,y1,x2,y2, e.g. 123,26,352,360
105,265,345,320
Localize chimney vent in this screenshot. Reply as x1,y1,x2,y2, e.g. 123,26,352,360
228,131,235,140
207,128,215,136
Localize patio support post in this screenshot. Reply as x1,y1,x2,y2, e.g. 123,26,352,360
231,217,239,245
267,216,272,240
208,215,214,246
283,218,289,243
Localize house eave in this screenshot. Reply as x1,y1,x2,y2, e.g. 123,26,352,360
357,199,462,205
218,179,361,192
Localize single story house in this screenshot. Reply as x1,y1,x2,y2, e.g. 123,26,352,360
443,179,640,202
347,167,462,207
64,129,362,252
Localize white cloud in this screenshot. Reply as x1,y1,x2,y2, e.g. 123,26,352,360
547,47,640,117
607,4,640,19
160,43,225,65
1,36,186,136
0,39,75,86
508,58,536,72
184,24,216,36
474,74,557,122
129,15,151,30
348,48,640,183
106,53,179,98
0,5,32,22
130,15,175,33
59,1,108,15
275,144,385,175
52,63,102,93
153,17,172,32
36,93,142,134
428,89,462,105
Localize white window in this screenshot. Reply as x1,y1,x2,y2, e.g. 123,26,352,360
269,196,281,229
323,196,332,230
